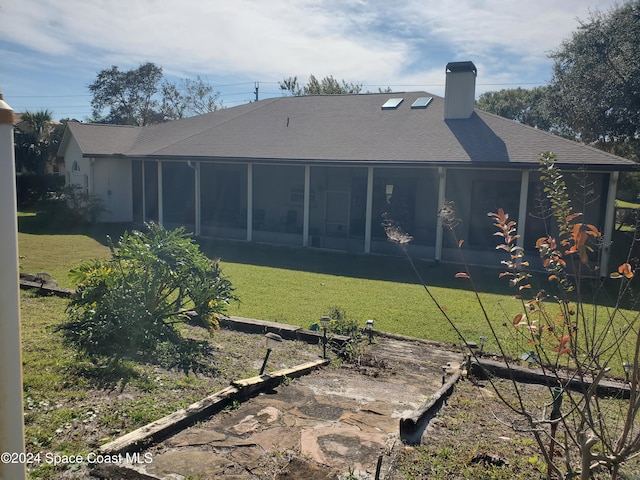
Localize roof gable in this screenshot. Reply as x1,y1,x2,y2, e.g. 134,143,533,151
59,121,142,157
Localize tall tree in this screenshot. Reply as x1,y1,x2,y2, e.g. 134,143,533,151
89,63,163,126
547,0,640,160
476,87,556,132
89,63,222,126
19,109,54,142
161,76,222,120
279,74,363,96
14,109,54,174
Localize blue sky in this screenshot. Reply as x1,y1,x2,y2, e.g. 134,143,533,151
0,0,619,121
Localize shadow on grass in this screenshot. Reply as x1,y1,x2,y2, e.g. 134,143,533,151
66,359,140,393
18,205,133,247
199,234,639,310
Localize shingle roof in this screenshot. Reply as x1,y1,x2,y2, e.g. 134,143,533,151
62,93,636,170
64,122,142,155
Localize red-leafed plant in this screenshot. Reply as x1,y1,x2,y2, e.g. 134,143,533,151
386,152,640,479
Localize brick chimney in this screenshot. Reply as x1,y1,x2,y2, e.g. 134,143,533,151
444,61,477,120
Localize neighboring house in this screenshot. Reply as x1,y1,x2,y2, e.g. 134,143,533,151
58,62,636,272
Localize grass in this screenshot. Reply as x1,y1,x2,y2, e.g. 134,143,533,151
18,209,639,350
17,211,529,347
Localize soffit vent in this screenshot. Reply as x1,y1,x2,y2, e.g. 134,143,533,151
381,98,404,110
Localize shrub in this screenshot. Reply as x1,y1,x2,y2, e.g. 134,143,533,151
58,223,237,373
56,184,106,224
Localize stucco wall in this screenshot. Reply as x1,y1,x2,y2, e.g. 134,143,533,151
64,137,90,191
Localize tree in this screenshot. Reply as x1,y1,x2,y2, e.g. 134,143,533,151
476,87,557,132
279,74,363,96
14,109,54,174
59,223,237,372
547,1,640,161
89,63,163,126
161,76,222,120
89,63,222,126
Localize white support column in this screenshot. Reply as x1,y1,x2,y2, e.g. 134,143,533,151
516,170,530,248
303,165,310,247
141,160,146,222
600,171,619,276
246,164,253,241
157,160,163,225
364,166,374,253
194,162,201,236
435,167,447,261
0,93,27,480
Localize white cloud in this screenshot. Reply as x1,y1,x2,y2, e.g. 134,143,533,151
0,0,622,107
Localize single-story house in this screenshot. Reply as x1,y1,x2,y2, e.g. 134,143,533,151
58,61,636,272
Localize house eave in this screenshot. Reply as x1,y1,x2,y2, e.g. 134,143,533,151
82,153,636,172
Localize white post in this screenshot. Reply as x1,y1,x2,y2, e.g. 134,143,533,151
364,166,374,253
157,160,163,225
435,167,447,261
193,162,201,236
0,93,27,480
600,171,619,276
303,165,310,247
516,170,530,248
246,164,253,241
141,161,146,221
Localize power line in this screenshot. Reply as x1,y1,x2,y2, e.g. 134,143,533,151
9,94,91,98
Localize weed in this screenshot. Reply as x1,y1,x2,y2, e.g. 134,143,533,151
223,400,241,412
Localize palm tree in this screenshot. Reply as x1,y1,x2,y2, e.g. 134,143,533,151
18,109,53,142
15,109,55,174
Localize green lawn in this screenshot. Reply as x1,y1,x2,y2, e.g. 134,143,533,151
17,210,528,348
18,210,639,352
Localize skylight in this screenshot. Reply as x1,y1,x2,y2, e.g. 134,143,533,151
381,98,404,110
411,97,433,109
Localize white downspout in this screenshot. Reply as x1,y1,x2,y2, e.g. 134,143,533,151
89,157,96,197
0,92,27,480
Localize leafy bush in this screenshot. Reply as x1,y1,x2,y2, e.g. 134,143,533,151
56,184,106,224
323,306,367,362
58,223,237,372
326,305,361,337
